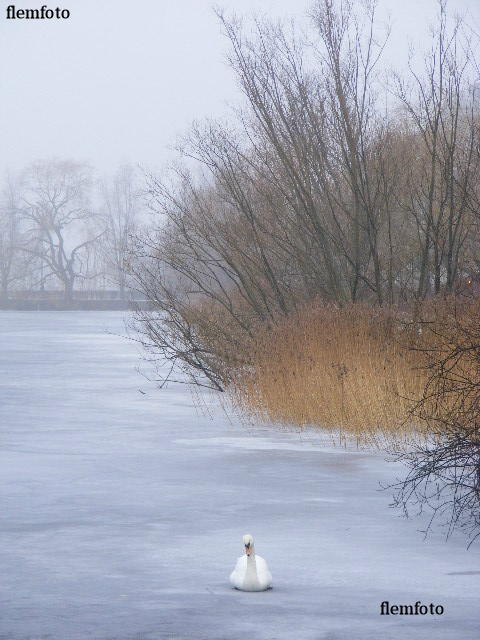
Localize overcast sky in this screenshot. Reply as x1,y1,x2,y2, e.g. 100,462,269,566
1,0,479,176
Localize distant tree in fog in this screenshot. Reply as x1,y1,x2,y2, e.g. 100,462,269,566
21,160,103,302
0,174,32,300
99,164,142,299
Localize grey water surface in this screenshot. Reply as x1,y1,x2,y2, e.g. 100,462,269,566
1,312,478,640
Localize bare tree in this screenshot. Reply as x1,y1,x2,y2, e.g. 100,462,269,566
393,1,479,298
100,164,141,299
21,160,102,303
132,0,480,391
0,173,31,300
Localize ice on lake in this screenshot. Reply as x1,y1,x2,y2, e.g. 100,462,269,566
0,312,478,639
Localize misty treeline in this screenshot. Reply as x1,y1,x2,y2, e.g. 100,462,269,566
132,0,480,390
0,160,144,303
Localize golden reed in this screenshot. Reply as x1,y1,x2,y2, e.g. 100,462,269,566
231,301,432,444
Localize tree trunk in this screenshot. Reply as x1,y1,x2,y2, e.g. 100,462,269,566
64,280,74,304
0,279,8,303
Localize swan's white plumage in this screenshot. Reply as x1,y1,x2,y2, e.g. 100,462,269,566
230,534,272,591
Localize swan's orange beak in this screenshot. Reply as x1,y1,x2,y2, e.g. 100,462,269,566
245,543,252,556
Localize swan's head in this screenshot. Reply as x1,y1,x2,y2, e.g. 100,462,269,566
243,533,254,556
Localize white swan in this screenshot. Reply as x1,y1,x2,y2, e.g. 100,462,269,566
230,534,272,591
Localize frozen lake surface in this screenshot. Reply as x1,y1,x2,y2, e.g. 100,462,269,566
1,312,478,640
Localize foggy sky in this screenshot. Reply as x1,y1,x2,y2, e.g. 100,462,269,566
1,0,479,176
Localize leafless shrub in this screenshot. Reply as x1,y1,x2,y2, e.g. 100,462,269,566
390,297,480,544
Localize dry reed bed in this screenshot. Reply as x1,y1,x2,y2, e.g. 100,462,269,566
232,302,433,443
